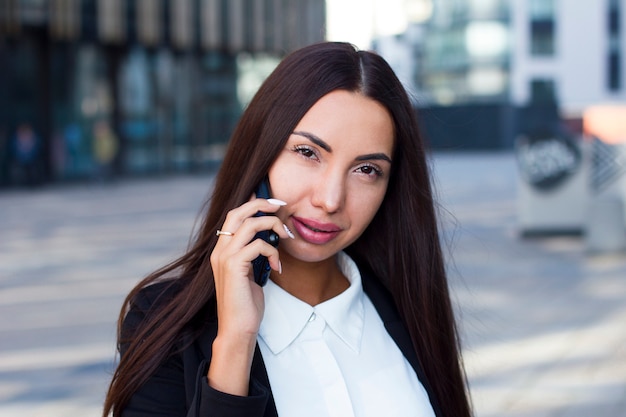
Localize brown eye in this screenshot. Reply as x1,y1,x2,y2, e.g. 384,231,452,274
356,164,383,177
293,145,318,160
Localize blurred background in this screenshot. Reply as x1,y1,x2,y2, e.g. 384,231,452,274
1,0,624,187
1,1,626,416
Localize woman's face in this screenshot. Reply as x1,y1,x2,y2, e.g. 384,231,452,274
268,89,394,264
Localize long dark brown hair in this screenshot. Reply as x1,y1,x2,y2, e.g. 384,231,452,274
103,42,472,417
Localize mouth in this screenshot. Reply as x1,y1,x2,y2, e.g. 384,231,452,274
291,216,342,244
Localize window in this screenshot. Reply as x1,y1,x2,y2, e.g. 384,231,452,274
608,0,620,36
529,0,555,56
607,0,621,91
530,20,555,55
530,78,556,103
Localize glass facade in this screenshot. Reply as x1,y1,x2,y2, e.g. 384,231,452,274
51,44,113,179
0,0,326,186
422,0,510,104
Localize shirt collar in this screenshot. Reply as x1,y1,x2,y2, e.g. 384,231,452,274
258,251,365,354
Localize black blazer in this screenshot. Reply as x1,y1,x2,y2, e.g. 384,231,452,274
120,270,443,417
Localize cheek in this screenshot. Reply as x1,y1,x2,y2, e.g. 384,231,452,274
268,160,306,202
347,183,388,227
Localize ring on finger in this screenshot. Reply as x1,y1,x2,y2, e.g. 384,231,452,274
216,230,235,237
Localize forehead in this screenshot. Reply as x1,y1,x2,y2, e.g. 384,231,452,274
293,90,395,153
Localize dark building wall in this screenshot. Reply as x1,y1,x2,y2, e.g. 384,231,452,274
417,104,517,151
416,102,563,151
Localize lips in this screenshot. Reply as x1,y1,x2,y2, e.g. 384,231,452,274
291,216,342,245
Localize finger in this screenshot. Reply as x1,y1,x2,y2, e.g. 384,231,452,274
213,215,290,267
216,239,281,280
240,198,287,218
240,239,282,274
219,213,294,249
220,198,287,236
241,215,295,241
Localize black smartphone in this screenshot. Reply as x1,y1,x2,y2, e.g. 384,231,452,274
252,178,280,286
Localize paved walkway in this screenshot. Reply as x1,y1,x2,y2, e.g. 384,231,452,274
434,153,626,417
0,152,625,416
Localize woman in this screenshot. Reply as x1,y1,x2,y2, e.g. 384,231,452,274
103,42,472,417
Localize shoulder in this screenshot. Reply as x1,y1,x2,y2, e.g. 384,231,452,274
120,279,184,342
129,279,184,313
122,278,217,341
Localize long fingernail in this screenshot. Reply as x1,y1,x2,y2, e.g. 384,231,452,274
283,224,295,239
267,198,287,206
279,260,283,274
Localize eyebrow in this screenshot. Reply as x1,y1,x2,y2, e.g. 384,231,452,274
355,153,392,163
292,131,331,152
291,131,392,163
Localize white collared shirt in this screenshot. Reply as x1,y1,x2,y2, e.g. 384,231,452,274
258,252,436,417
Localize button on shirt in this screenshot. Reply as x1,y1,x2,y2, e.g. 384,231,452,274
258,252,435,417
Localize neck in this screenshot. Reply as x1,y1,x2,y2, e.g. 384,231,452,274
270,252,350,306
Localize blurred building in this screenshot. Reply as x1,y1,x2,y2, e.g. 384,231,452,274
0,0,325,186
510,0,624,117
374,0,626,150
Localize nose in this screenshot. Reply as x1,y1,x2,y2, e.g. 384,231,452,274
311,168,346,214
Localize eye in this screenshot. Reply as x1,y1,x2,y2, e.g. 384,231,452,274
292,145,319,161
355,164,384,178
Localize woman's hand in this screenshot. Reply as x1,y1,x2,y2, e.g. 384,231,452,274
208,197,293,395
